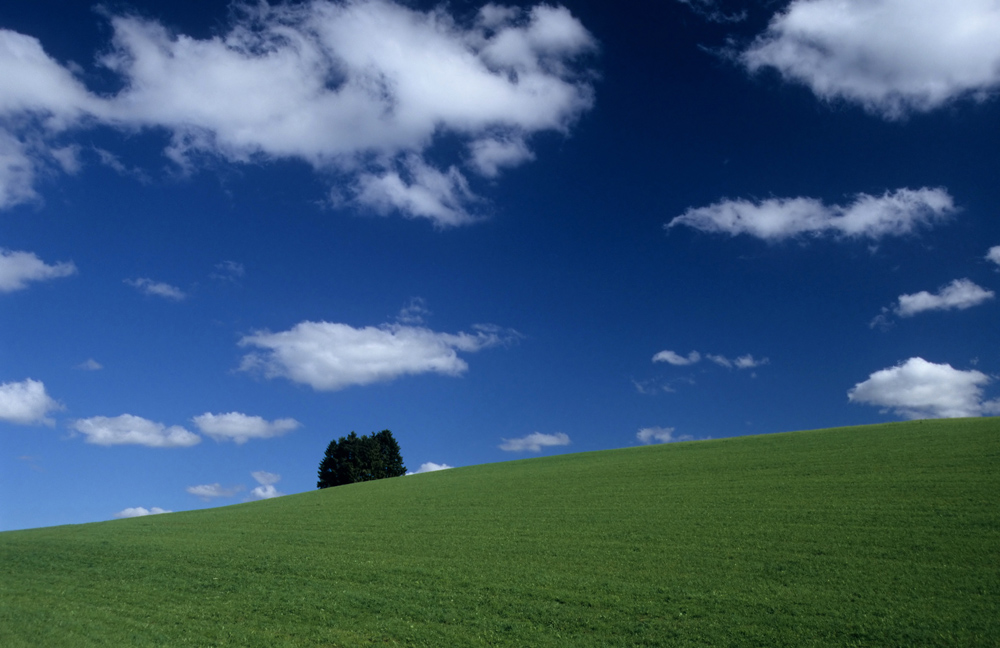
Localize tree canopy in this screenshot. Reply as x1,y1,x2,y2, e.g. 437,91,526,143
317,429,406,489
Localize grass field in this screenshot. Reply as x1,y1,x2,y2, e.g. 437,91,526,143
1,418,998,646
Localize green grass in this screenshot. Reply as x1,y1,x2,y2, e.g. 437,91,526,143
2,418,998,647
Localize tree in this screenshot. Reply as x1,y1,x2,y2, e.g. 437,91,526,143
317,429,406,489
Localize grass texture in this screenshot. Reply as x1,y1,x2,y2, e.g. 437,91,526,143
1,418,998,646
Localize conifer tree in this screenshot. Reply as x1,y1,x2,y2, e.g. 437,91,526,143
317,429,406,488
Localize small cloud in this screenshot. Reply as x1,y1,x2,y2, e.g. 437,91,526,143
125,278,186,301
186,483,243,500
192,412,300,444
895,279,995,317
987,246,1000,267
675,0,746,23
734,354,768,369
407,461,453,475
76,358,103,371
653,350,701,366
71,414,201,448
499,432,571,452
0,378,62,426
211,260,245,282
251,470,281,485
114,506,171,518
637,426,693,444
0,248,77,293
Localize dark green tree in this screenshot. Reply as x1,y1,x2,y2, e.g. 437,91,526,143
317,429,406,488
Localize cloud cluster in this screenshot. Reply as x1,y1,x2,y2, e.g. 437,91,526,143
250,470,283,499
741,0,1000,118
667,188,956,241
499,431,570,452
848,357,1000,419
0,248,76,292
654,349,767,369
193,412,300,444
636,426,692,444
0,1,597,224
0,378,61,426
239,320,517,391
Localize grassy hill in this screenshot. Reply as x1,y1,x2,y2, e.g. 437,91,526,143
2,418,998,646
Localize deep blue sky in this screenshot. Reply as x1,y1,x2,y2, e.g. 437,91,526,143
2,0,999,530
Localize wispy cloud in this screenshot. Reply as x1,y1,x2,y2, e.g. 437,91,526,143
667,188,956,241
636,426,692,444
125,277,186,301
986,246,1000,267
186,483,243,501
740,0,1000,119
895,278,994,317
76,358,103,371
654,349,767,370
499,432,570,452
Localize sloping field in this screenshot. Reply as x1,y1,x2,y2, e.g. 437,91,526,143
1,418,998,646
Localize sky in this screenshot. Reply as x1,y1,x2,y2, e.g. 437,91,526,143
1,0,998,531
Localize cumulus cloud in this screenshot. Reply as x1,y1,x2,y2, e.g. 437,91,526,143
407,461,453,474
653,350,701,366
667,188,956,241
72,414,201,447
741,0,1000,118
125,278,186,300
0,248,76,292
895,278,994,317
848,357,1000,419
637,426,693,444
239,320,517,391
250,470,283,499
987,246,1000,267
499,431,570,452
0,1,597,225
114,506,171,518
186,483,243,500
0,378,61,426
192,412,300,444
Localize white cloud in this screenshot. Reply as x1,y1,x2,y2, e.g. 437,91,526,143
637,426,693,444
848,357,1000,419
211,260,245,282
72,414,201,447
114,506,171,518
895,278,995,317
250,470,283,499
125,278,186,300
408,461,453,475
0,1,597,224
987,246,1000,267
741,0,1000,118
76,358,103,371
0,248,76,292
186,483,243,500
667,188,956,241
653,350,701,366
499,431,570,452
733,354,768,369
239,320,516,391
192,412,300,444
396,297,430,325
0,378,61,426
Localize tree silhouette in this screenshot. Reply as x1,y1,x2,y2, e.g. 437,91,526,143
317,429,406,488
